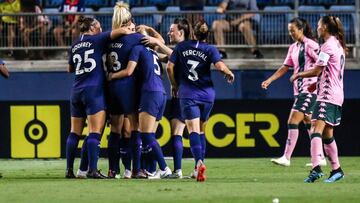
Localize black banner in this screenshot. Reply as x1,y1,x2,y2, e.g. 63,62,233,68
0,100,359,158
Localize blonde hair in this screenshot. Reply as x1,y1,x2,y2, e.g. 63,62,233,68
112,1,132,29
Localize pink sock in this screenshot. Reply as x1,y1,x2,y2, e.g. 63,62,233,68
284,129,299,160
310,134,323,168
307,129,325,160
324,138,340,170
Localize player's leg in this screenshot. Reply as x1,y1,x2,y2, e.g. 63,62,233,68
120,116,132,179
170,118,185,178
66,116,85,178
107,114,123,178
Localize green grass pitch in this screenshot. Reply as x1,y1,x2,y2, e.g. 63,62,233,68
1,157,360,203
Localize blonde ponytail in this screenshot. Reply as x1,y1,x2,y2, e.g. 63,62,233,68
112,1,132,29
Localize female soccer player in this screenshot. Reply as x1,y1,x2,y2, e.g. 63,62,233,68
261,18,326,167
107,2,165,179
290,16,346,183
109,43,172,179
142,18,192,178
65,15,130,179
167,20,234,181
0,59,10,78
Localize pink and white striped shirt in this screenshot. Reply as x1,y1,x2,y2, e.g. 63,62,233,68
283,37,319,96
314,36,345,106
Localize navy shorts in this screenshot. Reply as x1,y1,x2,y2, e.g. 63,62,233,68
169,97,184,122
71,86,106,118
108,81,139,115
139,91,167,121
180,98,214,121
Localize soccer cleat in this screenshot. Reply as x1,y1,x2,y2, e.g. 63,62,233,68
305,158,327,167
304,168,324,183
148,167,172,179
107,170,117,179
65,168,76,179
190,169,198,179
87,170,108,179
324,169,344,183
196,161,207,182
123,169,132,179
271,156,290,167
144,170,156,178
132,170,148,179
76,169,88,179
167,169,183,179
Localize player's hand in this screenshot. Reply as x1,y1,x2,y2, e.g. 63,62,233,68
141,36,158,46
308,82,317,93
107,72,113,81
225,72,235,84
171,86,178,98
136,25,150,34
0,64,10,79
216,7,225,13
261,80,271,89
290,73,299,83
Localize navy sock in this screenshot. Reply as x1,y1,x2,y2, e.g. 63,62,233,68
131,131,142,173
189,132,202,165
147,133,157,173
172,135,183,171
141,132,167,170
66,132,80,170
108,132,120,171
199,133,206,162
79,136,89,171
87,133,101,171
120,136,132,170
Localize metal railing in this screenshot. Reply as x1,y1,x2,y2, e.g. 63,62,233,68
0,8,359,59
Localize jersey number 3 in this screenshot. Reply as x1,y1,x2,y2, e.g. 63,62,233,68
73,49,96,75
187,60,199,81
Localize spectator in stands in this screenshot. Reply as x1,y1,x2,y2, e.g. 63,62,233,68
53,0,85,46
0,0,21,57
0,58,10,78
212,0,263,59
179,0,205,25
20,0,50,59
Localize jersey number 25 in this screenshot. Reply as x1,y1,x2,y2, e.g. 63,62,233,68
73,49,96,75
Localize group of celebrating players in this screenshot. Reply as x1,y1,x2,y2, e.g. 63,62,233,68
64,1,346,183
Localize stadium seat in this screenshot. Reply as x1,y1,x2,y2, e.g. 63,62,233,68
329,5,356,43
298,5,325,30
206,0,223,6
109,0,142,7
273,0,305,7
97,7,113,31
43,8,61,26
338,0,355,5
131,6,158,28
84,0,104,8
260,6,293,44
143,0,170,6
204,6,225,26
43,0,63,8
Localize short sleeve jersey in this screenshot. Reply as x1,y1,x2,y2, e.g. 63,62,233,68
314,36,345,106
283,36,319,96
107,33,144,82
129,45,165,93
169,40,221,102
69,31,111,89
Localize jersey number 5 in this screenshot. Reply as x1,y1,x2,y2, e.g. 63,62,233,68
153,54,161,76
187,60,199,81
73,49,96,75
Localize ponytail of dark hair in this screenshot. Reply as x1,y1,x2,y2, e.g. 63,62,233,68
78,15,96,33
194,19,209,41
289,17,314,40
173,18,192,40
320,15,348,54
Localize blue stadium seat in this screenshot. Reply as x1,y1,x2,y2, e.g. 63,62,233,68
43,8,61,26
97,7,113,31
329,5,356,43
44,0,63,8
143,0,170,6
206,0,223,6
131,6,158,27
306,0,337,5
298,5,325,30
338,0,355,5
109,0,142,7
260,6,293,44
274,0,305,7
84,0,104,7
204,6,225,26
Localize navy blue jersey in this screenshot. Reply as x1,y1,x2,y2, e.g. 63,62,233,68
68,31,111,89
129,45,165,93
0,59,4,65
169,40,221,102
